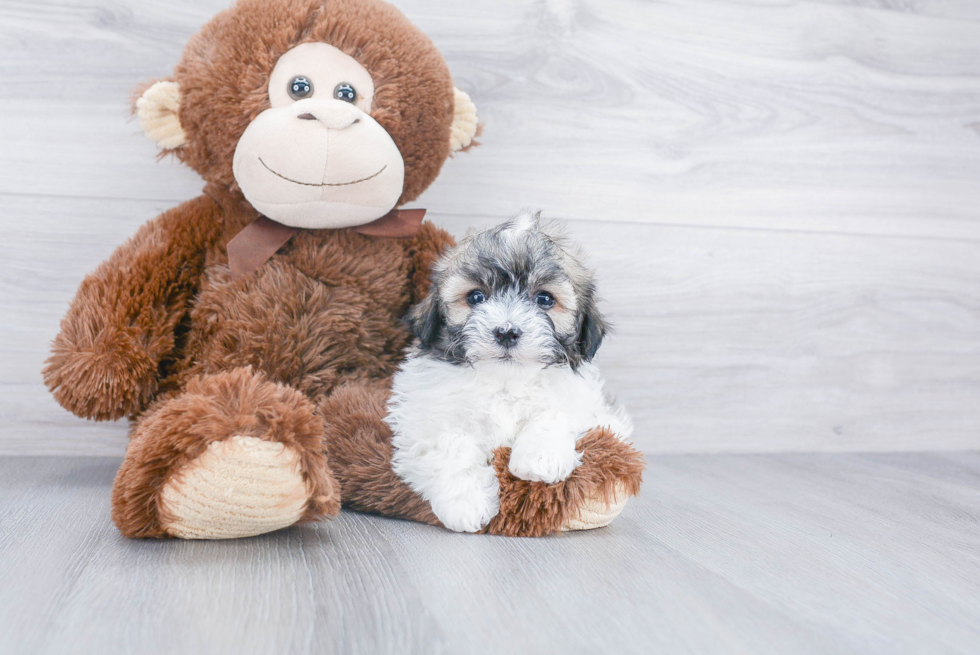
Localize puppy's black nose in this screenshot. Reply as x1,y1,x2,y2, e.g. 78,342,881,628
494,326,522,348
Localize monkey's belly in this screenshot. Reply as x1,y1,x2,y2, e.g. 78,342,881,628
184,261,411,398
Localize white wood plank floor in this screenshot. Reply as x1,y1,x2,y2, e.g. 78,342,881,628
1,453,979,654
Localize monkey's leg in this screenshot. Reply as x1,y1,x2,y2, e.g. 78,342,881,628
112,367,339,539
319,381,644,536
484,428,645,537
318,379,442,526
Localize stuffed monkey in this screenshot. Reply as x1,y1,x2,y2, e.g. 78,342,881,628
44,0,644,539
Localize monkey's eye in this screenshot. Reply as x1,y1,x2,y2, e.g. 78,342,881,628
535,291,556,309
288,76,314,100
334,83,357,103
466,290,487,306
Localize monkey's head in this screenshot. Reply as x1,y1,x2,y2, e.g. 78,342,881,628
135,0,478,229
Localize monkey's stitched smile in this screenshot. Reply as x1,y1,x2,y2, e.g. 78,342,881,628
259,158,387,187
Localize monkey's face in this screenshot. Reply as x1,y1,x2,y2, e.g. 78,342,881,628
232,43,406,229
135,0,479,221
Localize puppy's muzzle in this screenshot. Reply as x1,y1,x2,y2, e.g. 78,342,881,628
493,325,522,348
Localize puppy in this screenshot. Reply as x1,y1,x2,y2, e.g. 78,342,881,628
385,211,633,533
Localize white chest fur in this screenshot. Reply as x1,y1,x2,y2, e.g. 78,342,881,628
385,355,632,532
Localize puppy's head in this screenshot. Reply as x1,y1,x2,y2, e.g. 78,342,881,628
409,210,608,368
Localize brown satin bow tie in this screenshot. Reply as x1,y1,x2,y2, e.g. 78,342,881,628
227,208,426,278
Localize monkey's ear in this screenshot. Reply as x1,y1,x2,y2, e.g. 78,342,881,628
449,88,479,153
135,80,186,150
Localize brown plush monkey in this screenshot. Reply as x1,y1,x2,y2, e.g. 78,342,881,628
43,0,643,539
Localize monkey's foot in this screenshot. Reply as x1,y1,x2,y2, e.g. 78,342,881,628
561,483,630,531
159,436,310,539
485,428,644,537
112,367,339,539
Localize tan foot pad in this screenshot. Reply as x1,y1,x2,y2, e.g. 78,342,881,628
561,483,630,532
159,436,310,539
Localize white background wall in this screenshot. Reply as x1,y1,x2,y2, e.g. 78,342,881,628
1,0,978,454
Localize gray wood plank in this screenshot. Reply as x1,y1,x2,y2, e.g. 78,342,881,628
1,453,978,654
804,1,980,21
4,194,979,455
1,0,979,238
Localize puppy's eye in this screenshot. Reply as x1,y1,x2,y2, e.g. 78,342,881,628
535,291,556,309
334,83,357,103
288,76,314,100
466,290,487,306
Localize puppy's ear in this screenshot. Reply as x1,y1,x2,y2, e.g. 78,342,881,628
576,287,608,362
408,292,444,349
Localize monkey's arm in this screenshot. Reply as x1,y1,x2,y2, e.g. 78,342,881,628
43,195,224,421
403,221,456,304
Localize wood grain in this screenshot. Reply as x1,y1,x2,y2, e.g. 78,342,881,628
3,194,978,455
1,0,980,455
1,453,978,654
2,0,979,237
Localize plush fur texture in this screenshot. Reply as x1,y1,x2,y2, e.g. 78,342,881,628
112,367,339,538
44,0,645,539
321,381,644,537
319,379,442,526
172,0,454,206
386,215,633,532
485,427,644,537
44,195,225,421
174,188,452,400
91,183,454,537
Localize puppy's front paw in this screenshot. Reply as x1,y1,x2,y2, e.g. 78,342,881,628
508,441,582,484
430,488,500,533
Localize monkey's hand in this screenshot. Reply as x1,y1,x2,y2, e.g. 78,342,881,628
43,195,222,421
45,320,159,421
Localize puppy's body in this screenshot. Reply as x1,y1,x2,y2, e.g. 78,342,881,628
388,357,632,532
385,211,633,533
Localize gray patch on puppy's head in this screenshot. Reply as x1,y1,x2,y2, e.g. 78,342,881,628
412,210,608,368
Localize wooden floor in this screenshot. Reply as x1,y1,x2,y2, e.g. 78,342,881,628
2,453,979,654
